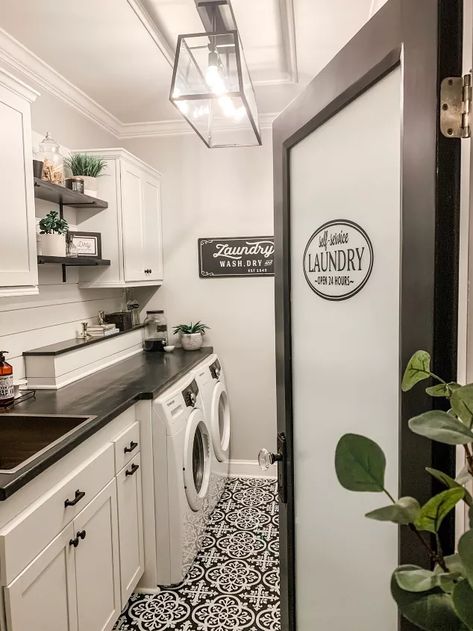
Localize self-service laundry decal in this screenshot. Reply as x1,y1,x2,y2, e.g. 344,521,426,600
303,220,373,300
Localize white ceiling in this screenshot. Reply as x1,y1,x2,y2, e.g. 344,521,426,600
0,0,378,134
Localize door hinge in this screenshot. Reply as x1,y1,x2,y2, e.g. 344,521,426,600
440,74,472,138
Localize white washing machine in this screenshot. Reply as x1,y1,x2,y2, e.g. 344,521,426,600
152,372,213,586
194,354,231,512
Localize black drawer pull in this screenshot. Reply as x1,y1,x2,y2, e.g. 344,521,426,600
65,490,85,508
124,441,138,454
69,537,79,548
126,463,140,477
77,530,86,540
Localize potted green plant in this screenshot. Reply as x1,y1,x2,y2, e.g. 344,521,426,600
64,153,107,198
173,322,209,351
335,350,473,630
38,210,69,257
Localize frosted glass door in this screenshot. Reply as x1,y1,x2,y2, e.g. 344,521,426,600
289,68,401,630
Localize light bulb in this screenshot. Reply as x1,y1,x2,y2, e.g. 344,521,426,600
206,50,226,95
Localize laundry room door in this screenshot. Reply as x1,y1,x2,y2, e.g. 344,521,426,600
272,1,463,630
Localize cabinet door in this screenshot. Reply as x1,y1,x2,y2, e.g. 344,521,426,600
4,524,77,631
121,161,147,283
142,174,163,282
73,480,120,631
116,453,144,606
0,81,38,294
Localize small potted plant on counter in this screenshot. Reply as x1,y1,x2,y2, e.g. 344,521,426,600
173,322,209,351
38,210,69,257
64,153,107,198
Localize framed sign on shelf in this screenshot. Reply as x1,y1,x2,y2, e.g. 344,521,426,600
68,231,102,258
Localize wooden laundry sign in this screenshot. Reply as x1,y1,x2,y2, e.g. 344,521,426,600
198,237,275,277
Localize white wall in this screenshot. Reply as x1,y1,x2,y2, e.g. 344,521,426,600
124,130,277,461
0,66,124,380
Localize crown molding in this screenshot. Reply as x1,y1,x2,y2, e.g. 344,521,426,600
126,0,174,67
0,26,278,140
278,0,298,83
0,66,39,102
119,112,278,138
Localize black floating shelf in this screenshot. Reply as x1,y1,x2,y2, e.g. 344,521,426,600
38,256,111,267
34,178,108,209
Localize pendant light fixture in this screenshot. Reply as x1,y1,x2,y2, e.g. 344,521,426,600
170,0,261,148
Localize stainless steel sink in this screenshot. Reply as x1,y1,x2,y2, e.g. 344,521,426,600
0,414,96,473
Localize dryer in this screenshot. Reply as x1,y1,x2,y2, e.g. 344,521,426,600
151,372,213,586
194,354,231,512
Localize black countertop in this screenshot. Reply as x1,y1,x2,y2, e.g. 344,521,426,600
0,347,213,500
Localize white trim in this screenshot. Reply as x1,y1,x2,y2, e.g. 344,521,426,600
228,459,277,479
278,0,298,84
120,113,277,139
0,286,39,298
0,67,39,102
127,0,174,67
0,28,122,138
0,22,282,141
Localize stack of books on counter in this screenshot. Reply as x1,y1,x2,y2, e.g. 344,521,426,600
88,323,119,338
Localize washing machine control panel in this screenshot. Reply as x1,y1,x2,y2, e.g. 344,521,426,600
182,380,199,407
209,359,221,381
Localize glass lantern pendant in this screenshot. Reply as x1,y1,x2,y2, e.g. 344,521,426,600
170,29,261,148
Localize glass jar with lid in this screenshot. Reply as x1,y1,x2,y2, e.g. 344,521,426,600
143,310,168,352
36,132,65,186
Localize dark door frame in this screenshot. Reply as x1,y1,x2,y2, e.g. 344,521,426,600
273,1,462,629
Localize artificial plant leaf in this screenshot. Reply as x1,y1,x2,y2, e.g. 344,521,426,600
409,411,473,445
366,497,420,525
414,488,465,533
470,506,473,529
426,468,473,506
392,566,466,630
457,466,473,485
452,385,473,428
395,567,439,592
439,573,462,594
402,351,431,392
444,554,466,577
426,383,461,398
335,434,385,493
459,530,473,589
453,580,473,630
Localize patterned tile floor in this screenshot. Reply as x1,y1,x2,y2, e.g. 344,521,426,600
115,477,280,631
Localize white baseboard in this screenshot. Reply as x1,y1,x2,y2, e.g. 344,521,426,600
228,459,277,479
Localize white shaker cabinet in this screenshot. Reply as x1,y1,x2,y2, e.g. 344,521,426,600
4,525,78,631
74,480,121,631
116,454,144,606
0,69,39,297
77,148,163,289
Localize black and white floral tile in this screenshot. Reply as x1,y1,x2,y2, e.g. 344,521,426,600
115,477,280,631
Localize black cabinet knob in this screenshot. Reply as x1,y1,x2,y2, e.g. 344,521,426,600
126,463,140,477
65,489,85,508
69,537,79,548
77,530,86,540
124,440,138,454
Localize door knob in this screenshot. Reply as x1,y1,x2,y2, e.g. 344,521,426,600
258,448,282,471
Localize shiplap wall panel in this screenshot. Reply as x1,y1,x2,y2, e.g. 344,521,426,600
0,132,123,381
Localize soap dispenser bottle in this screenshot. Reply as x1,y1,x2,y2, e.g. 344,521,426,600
0,351,14,408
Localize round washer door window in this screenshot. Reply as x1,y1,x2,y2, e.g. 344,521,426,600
210,382,230,462
184,408,211,511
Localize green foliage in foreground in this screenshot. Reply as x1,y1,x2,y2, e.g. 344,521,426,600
335,350,473,630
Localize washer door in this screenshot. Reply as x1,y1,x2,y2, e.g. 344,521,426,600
184,408,211,511
210,382,231,462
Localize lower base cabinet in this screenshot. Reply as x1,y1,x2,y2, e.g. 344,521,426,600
5,525,77,631
5,480,121,631
117,453,144,607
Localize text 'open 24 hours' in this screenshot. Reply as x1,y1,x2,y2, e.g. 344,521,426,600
303,220,373,300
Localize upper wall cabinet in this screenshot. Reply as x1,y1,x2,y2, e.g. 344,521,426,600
0,69,39,297
77,149,163,289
